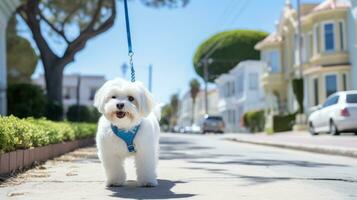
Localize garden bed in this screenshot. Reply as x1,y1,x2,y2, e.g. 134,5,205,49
0,138,94,175
0,116,97,175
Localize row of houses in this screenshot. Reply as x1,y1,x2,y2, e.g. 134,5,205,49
178,0,357,133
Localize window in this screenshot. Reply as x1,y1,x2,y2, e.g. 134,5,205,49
325,74,337,97
342,74,347,91
339,21,345,51
236,74,244,96
346,94,357,103
313,78,319,106
269,51,281,73
323,95,339,108
324,23,335,52
89,88,97,100
249,73,258,90
263,50,280,73
63,87,76,100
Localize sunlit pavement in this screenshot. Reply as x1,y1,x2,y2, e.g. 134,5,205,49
223,132,357,158
1,133,357,200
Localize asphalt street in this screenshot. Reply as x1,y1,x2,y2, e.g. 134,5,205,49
0,133,357,200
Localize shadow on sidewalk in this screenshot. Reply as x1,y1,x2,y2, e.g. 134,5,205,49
107,179,195,199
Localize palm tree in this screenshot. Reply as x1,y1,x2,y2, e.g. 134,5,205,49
170,94,179,127
190,79,201,125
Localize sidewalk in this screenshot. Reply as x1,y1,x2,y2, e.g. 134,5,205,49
224,132,357,158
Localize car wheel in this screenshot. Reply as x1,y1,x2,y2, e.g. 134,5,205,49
329,120,340,136
309,122,318,135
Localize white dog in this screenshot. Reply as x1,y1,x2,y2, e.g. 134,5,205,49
94,78,160,187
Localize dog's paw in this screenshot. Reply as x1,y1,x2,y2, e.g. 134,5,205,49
138,180,158,187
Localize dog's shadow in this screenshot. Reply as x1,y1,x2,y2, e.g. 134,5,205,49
107,179,195,199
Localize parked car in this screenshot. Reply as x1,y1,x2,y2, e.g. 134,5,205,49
308,91,357,135
200,115,225,134
191,124,201,133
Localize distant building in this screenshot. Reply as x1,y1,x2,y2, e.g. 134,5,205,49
33,74,106,112
215,60,266,133
256,0,352,131
177,89,219,127
348,0,357,89
0,0,20,115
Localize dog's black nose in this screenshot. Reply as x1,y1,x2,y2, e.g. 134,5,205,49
116,103,124,109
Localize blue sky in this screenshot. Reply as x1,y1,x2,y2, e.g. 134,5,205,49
29,0,322,104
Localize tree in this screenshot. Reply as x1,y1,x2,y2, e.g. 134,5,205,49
6,16,38,84
169,93,179,127
160,104,172,127
189,79,200,124
16,0,188,107
193,30,268,82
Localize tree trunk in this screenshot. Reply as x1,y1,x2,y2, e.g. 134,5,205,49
191,99,196,125
44,63,64,104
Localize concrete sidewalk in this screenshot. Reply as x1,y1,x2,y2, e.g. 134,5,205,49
224,132,357,158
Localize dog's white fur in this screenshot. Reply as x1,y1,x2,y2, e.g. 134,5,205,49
94,78,160,187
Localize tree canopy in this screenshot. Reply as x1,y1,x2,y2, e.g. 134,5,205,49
16,0,189,107
193,30,268,82
6,16,38,84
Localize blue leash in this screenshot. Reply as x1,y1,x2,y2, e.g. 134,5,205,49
123,0,135,82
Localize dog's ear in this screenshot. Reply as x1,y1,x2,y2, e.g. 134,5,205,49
93,83,106,113
135,82,154,117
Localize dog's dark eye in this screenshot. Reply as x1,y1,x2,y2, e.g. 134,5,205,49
128,96,134,102
111,95,116,99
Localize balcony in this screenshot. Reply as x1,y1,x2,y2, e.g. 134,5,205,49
261,72,285,93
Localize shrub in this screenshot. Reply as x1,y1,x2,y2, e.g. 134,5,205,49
272,113,297,133
0,116,97,153
45,101,63,121
67,105,101,122
7,83,46,118
243,110,265,133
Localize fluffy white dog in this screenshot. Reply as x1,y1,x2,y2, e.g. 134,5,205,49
94,78,160,187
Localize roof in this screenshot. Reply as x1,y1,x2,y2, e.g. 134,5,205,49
312,0,350,12
255,32,282,50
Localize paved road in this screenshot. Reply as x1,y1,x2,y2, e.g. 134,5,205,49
1,133,357,200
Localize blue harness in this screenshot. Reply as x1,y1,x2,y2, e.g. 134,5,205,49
111,124,141,153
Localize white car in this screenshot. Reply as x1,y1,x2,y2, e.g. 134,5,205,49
308,91,357,135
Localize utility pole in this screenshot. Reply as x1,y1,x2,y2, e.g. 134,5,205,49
148,64,153,92
296,0,303,78
203,60,209,115
76,74,81,121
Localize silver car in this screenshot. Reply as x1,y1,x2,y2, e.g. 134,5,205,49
200,115,225,134
308,91,357,135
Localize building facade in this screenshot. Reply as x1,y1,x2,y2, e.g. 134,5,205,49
0,0,20,115
215,60,266,133
177,89,219,127
256,0,352,129
348,0,357,89
33,74,106,112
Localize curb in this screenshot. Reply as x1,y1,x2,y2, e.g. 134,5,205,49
226,138,357,158
0,138,95,176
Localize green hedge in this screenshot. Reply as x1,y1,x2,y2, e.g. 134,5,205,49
7,83,47,118
272,113,296,133
0,116,97,153
66,105,101,123
243,110,265,133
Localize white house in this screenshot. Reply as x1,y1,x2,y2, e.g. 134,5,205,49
177,89,220,127
33,74,106,112
0,0,20,115
215,60,266,132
